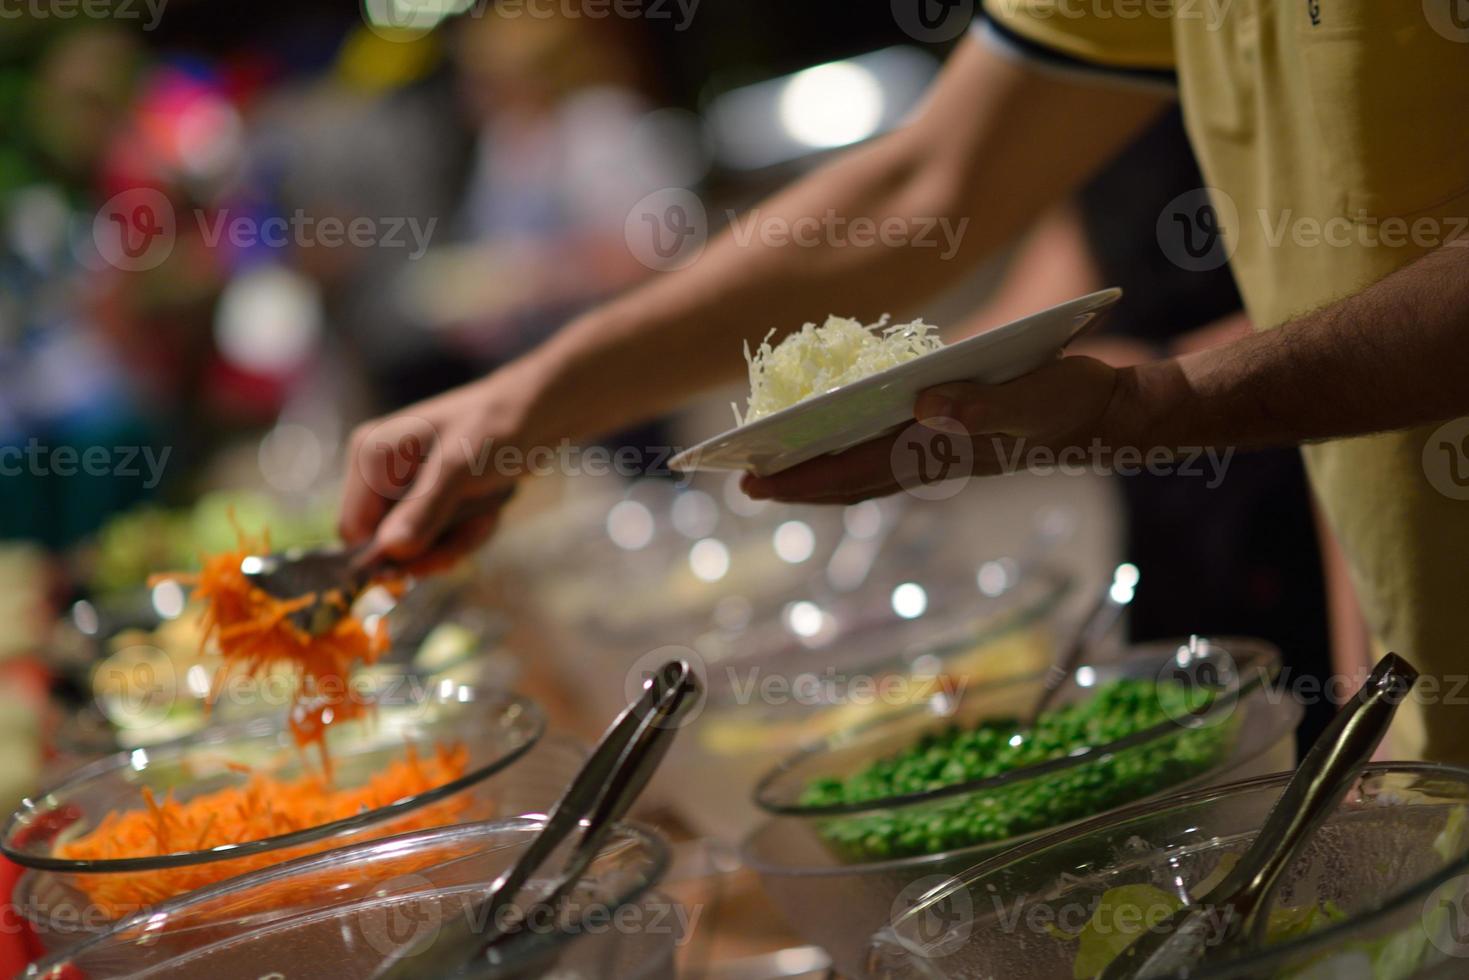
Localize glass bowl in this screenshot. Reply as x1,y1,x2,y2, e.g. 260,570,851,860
22,816,676,980
869,763,1469,979
5,684,545,945
741,637,1301,976
665,561,1073,842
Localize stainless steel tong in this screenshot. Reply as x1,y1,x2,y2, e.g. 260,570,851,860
374,658,700,979
1098,652,1418,979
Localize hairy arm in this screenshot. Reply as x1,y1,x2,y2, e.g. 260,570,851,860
749,239,1469,502
342,39,1170,558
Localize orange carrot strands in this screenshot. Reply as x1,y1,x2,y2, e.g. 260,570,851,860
57,523,478,921
57,746,470,919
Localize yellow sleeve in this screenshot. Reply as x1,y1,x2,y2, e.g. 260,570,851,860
977,0,1177,86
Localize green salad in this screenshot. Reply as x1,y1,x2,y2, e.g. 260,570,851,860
801,678,1232,860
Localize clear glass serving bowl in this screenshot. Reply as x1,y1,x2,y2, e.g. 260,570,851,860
870,763,1469,979
741,637,1302,976
22,816,676,980
5,685,546,947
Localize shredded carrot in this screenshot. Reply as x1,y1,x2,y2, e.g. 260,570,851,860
56,742,472,919
147,523,394,775
49,523,481,921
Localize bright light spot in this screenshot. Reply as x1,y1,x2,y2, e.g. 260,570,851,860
977,559,1013,597
843,500,883,539
1008,733,1024,748
778,61,885,149
787,600,825,638
689,538,731,583
1109,562,1141,604
151,580,186,620
891,582,928,619
1076,665,1097,688
607,500,656,550
71,600,100,636
362,0,472,29
773,520,816,563
130,749,149,770
240,556,266,576
215,265,322,375
185,664,211,698
671,490,719,538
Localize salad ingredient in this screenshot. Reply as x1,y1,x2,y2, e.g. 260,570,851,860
801,679,1229,859
735,315,943,425
153,525,393,773
55,741,469,918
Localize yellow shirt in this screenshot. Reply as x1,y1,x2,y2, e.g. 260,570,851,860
978,0,1469,762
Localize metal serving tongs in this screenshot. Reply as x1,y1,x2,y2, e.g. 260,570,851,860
242,490,516,636
374,658,700,980
1098,652,1418,980
1022,562,1140,727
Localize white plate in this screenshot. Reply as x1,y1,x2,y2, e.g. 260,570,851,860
668,288,1122,477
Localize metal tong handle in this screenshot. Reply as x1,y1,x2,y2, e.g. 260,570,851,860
1099,652,1417,980
1215,651,1417,941
1024,563,1139,726
376,659,699,979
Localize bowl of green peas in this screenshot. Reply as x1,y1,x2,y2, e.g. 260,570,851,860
740,637,1301,977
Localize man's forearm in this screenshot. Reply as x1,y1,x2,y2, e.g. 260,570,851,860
1123,241,1469,450
516,43,1168,446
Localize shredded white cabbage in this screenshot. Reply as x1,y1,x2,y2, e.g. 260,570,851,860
733,314,944,425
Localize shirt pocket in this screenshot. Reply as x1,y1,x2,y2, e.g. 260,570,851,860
1295,3,1469,219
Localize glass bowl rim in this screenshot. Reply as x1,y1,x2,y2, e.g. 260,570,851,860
1,689,546,873
23,815,672,979
751,635,1281,818
881,761,1469,978
699,562,1077,709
